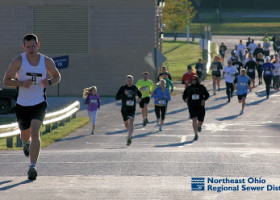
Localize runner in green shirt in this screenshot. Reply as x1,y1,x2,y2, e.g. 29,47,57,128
136,72,154,126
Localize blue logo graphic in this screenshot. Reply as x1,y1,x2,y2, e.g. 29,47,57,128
191,177,205,191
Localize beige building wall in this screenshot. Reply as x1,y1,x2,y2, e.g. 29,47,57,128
0,0,157,96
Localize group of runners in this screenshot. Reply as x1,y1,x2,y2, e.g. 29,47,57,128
3,32,278,181
214,35,280,114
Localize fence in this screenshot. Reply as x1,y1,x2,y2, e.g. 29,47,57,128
0,101,80,148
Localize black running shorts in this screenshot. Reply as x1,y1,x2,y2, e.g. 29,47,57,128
16,101,47,131
237,94,247,101
188,106,205,122
121,109,135,121
139,97,150,108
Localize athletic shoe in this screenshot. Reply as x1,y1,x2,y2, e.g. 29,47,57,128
23,143,30,157
127,138,132,146
145,118,149,124
197,126,202,132
213,92,216,95
143,119,147,126
227,99,230,103
240,110,244,115
91,130,94,135
218,88,220,91
28,166,37,180
156,119,160,124
193,134,198,141
159,126,162,131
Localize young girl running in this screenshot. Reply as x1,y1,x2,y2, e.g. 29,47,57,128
83,86,101,134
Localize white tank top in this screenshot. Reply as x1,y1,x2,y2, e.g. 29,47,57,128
16,53,47,106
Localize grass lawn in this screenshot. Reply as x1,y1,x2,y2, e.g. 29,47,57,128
162,40,203,81
0,116,89,150
167,22,280,36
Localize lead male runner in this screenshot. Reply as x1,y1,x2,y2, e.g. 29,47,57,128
3,34,61,180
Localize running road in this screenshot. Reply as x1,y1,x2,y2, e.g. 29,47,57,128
1,37,280,200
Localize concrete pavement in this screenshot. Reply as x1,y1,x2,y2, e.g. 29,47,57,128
1,36,280,199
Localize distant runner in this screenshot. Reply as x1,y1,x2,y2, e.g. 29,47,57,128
234,69,251,115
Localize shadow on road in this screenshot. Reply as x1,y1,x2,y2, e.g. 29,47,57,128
0,180,32,191
105,129,127,135
154,140,194,148
166,107,188,115
164,119,187,126
247,98,266,106
206,102,228,111
0,180,12,185
133,131,160,139
216,114,240,121
55,135,88,142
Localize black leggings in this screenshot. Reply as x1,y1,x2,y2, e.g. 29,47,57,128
155,105,167,120
264,76,272,96
226,82,234,100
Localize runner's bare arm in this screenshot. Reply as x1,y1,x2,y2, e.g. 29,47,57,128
3,56,32,88
42,57,61,87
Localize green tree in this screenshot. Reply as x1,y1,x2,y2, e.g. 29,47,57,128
163,0,197,41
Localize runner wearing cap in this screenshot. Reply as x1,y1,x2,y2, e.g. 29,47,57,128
182,75,209,141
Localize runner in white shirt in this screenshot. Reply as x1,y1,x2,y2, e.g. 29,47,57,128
263,38,271,57
3,34,61,180
223,60,238,103
248,39,257,55
237,40,246,62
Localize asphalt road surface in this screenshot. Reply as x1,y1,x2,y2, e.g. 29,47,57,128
1,36,280,200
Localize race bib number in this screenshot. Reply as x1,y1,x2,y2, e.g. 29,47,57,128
212,67,217,72
26,72,43,85
266,70,271,74
126,100,135,106
240,82,247,86
91,100,97,103
192,94,200,100
158,100,166,105
197,68,202,72
141,86,149,91
249,69,254,72
259,62,263,65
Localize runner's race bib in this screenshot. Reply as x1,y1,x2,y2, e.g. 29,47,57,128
266,70,271,74
91,100,97,103
249,69,254,73
126,100,135,106
158,100,166,105
212,67,217,72
141,86,149,91
192,94,200,100
240,82,247,86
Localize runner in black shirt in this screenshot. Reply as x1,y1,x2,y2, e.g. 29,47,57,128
256,53,264,85
195,58,204,80
219,42,227,61
245,54,258,88
115,75,142,146
232,56,243,74
182,75,209,141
